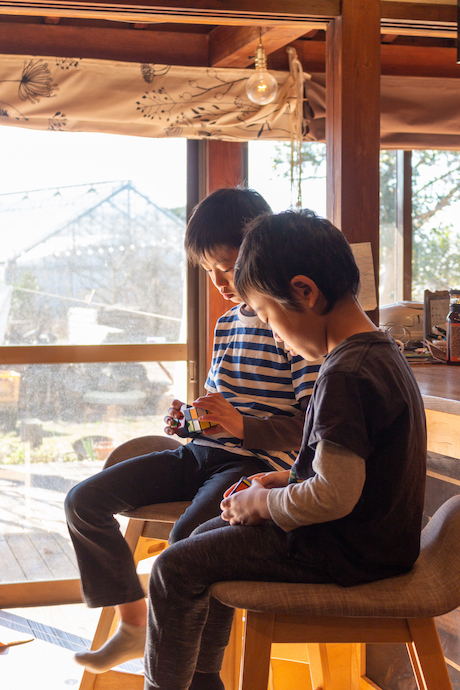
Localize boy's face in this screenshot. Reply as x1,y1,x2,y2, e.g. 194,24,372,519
247,287,327,362
200,248,241,304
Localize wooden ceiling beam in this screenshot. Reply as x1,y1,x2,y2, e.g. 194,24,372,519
269,39,460,80
0,0,340,26
381,2,456,38
0,22,208,64
381,1,455,24
208,25,314,68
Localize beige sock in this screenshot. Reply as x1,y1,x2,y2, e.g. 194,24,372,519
75,621,146,674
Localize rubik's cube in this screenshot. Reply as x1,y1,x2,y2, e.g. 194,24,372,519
229,477,252,495
181,405,215,433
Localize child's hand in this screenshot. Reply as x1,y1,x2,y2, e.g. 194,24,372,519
223,470,290,498
249,470,290,489
192,393,244,439
220,478,271,525
164,399,185,436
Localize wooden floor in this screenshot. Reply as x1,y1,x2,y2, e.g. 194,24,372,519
0,603,143,689
0,460,105,583
0,455,155,687
0,411,172,583
0,426,161,687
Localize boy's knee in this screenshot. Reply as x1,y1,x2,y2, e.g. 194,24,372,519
168,516,196,544
191,516,227,537
65,480,97,523
149,543,179,590
168,515,225,545
64,483,80,521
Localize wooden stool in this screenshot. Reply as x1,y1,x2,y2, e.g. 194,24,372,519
211,495,460,690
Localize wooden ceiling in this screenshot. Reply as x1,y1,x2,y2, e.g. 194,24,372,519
0,1,458,77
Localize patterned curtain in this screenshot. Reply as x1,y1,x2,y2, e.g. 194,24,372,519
0,54,321,142
2,54,460,148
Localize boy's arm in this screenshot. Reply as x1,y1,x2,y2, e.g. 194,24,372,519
191,393,309,447
267,440,365,531
241,352,321,451
220,441,364,528
242,398,309,451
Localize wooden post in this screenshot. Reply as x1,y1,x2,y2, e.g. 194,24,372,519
205,140,248,368
326,0,381,322
396,150,413,302
186,139,204,401
324,2,381,680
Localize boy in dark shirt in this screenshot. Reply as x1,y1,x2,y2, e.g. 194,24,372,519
143,209,427,690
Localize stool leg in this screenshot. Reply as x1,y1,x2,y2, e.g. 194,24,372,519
239,612,274,690
307,643,331,690
406,618,452,690
221,610,244,690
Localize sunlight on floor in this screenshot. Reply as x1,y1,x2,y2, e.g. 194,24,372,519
0,600,145,689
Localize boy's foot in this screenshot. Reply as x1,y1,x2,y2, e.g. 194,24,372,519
75,621,146,673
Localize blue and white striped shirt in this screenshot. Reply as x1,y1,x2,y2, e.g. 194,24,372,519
193,304,321,471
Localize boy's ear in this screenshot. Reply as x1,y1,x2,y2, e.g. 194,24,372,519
290,275,319,308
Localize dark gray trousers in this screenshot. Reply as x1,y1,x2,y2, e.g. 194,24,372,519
144,516,333,690
65,442,271,607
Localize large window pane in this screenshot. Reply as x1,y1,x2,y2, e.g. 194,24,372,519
0,360,186,583
412,150,460,301
379,151,398,307
0,128,187,585
0,131,187,346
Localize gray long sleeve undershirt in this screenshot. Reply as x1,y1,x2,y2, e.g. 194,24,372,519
267,440,366,532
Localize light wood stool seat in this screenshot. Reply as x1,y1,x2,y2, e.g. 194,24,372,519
211,495,460,690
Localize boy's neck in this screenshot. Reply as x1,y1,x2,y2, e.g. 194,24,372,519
325,296,378,353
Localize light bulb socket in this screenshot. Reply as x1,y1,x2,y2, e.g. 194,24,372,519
254,43,268,71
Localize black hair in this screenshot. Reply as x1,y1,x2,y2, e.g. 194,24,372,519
185,187,272,265
234,209,360,314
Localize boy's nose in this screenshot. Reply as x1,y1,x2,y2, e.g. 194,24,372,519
214,271,227,287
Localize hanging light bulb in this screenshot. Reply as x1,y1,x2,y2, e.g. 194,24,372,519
246,32,278,105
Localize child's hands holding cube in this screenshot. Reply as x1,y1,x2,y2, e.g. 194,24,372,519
223,470,290,498
164,392,244,439
220,476,272,526
192,392,244,439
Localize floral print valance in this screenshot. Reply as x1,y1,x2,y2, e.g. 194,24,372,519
0,54,320,142
2,54,460,149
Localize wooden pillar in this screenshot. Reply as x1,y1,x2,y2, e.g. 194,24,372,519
186,139,203,402
205,139,248,368
326,0,381,321
396,150,413,302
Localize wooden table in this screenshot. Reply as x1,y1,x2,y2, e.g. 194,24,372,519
411,364,460,459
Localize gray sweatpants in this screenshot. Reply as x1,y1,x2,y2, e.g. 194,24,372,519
144,516,332,690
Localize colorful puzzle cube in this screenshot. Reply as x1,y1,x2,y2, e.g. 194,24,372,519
229,477,252,495
181,405,216,433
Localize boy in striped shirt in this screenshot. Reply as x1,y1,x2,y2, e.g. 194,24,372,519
67,187,320,674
